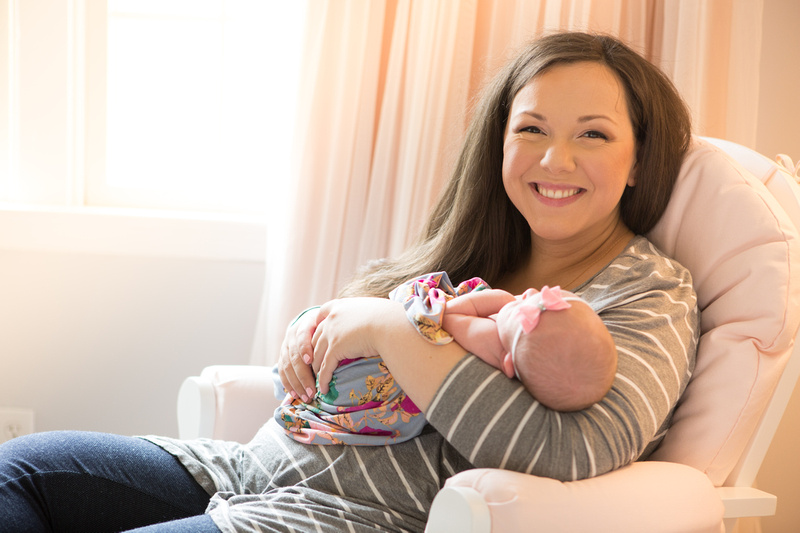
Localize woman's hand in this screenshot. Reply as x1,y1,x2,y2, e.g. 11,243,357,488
278,307,320,402
311,298,392,394
311,296,467,412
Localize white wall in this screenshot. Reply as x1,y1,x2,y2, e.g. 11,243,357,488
0,219,264,438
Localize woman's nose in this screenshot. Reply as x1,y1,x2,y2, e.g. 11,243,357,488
540,141,576,174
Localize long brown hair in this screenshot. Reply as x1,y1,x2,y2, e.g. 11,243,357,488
340,32,691,298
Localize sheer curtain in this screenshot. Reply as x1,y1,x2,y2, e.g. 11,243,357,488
252,0,764,365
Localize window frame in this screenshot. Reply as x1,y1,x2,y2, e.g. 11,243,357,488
0,0,280,261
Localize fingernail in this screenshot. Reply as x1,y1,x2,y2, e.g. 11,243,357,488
302,354,311,364
306,387,315,398
290,391,299,400
301,394,309,402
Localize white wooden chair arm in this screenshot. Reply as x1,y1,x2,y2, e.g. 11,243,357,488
716,486,777,520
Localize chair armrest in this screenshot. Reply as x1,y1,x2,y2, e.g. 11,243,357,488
177,365,282,442
429,462,725,533
716,486,777,519
425,486,490,533
177,375,217,440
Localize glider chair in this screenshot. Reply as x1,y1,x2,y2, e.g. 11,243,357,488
178,137,800,533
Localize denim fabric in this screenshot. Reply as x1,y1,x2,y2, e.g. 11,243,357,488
0,431,219,532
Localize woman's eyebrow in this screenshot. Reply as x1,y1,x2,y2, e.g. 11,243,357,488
514,111,618,125
516,111,546,121
578,114,617,124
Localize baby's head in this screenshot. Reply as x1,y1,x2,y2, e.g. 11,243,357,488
497,287,617,411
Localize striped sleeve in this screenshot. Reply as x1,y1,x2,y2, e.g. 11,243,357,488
426,236,699,482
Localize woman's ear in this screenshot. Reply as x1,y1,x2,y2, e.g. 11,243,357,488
627,161,638,187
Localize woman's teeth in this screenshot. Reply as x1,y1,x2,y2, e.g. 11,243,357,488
536,185,580,199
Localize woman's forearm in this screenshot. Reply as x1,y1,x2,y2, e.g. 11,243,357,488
371,299,468,412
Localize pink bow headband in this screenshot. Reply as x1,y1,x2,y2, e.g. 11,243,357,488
509,286,584,379
511,285,572,334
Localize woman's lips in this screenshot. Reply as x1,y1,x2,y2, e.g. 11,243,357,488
531,183,585,202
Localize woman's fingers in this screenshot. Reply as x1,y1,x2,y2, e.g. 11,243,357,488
278,308,321,402
312,329,341,396
295,313,316,365
278,341,311,401
317,354,335,395
310,303,332,375
277,357,303,400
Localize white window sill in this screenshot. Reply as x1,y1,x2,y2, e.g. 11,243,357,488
0,204,267,262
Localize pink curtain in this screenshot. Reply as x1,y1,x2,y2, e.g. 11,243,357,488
656,0,763,146
252,0,764,365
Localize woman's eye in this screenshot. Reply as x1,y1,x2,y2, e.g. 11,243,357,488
583,130,608,140
520,126,543,134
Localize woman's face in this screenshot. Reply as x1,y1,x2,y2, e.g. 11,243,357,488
502,61,637,245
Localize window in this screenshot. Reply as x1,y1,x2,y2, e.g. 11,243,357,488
2,0,306,217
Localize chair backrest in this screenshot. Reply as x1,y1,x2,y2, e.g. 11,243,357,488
646,137,800,487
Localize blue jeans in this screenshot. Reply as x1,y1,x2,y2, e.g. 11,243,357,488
0,431,220,532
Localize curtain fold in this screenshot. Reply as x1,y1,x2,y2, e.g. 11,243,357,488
257,0,389,365
655,0,763,147
252,0,765,366
366,0,479,261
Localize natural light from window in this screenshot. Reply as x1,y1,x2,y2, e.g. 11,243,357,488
99,0,306,215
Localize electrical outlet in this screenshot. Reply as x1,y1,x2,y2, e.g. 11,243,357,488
0,408,35,443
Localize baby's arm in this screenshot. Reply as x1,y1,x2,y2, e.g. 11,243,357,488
442,289,517,376
445,288,517,317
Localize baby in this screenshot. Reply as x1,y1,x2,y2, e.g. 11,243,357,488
431,280,617,412
274,272,617,445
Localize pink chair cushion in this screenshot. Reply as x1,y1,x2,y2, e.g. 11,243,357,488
647,138,800,485
447,462,724,533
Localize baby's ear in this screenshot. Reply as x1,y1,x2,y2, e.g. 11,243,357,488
501,352,516,379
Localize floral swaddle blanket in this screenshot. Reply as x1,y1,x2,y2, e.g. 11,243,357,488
274,271,489,445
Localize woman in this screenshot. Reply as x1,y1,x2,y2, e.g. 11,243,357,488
0,32,697,532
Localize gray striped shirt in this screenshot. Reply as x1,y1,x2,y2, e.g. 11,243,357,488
145,236,698,532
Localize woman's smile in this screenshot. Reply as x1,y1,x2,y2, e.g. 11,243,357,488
532,182,585,202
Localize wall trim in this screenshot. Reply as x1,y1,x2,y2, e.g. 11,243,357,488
0,204,267,262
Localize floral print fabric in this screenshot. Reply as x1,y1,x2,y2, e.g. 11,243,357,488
274,271,489,445
389,271,490,344
275,357,425,445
